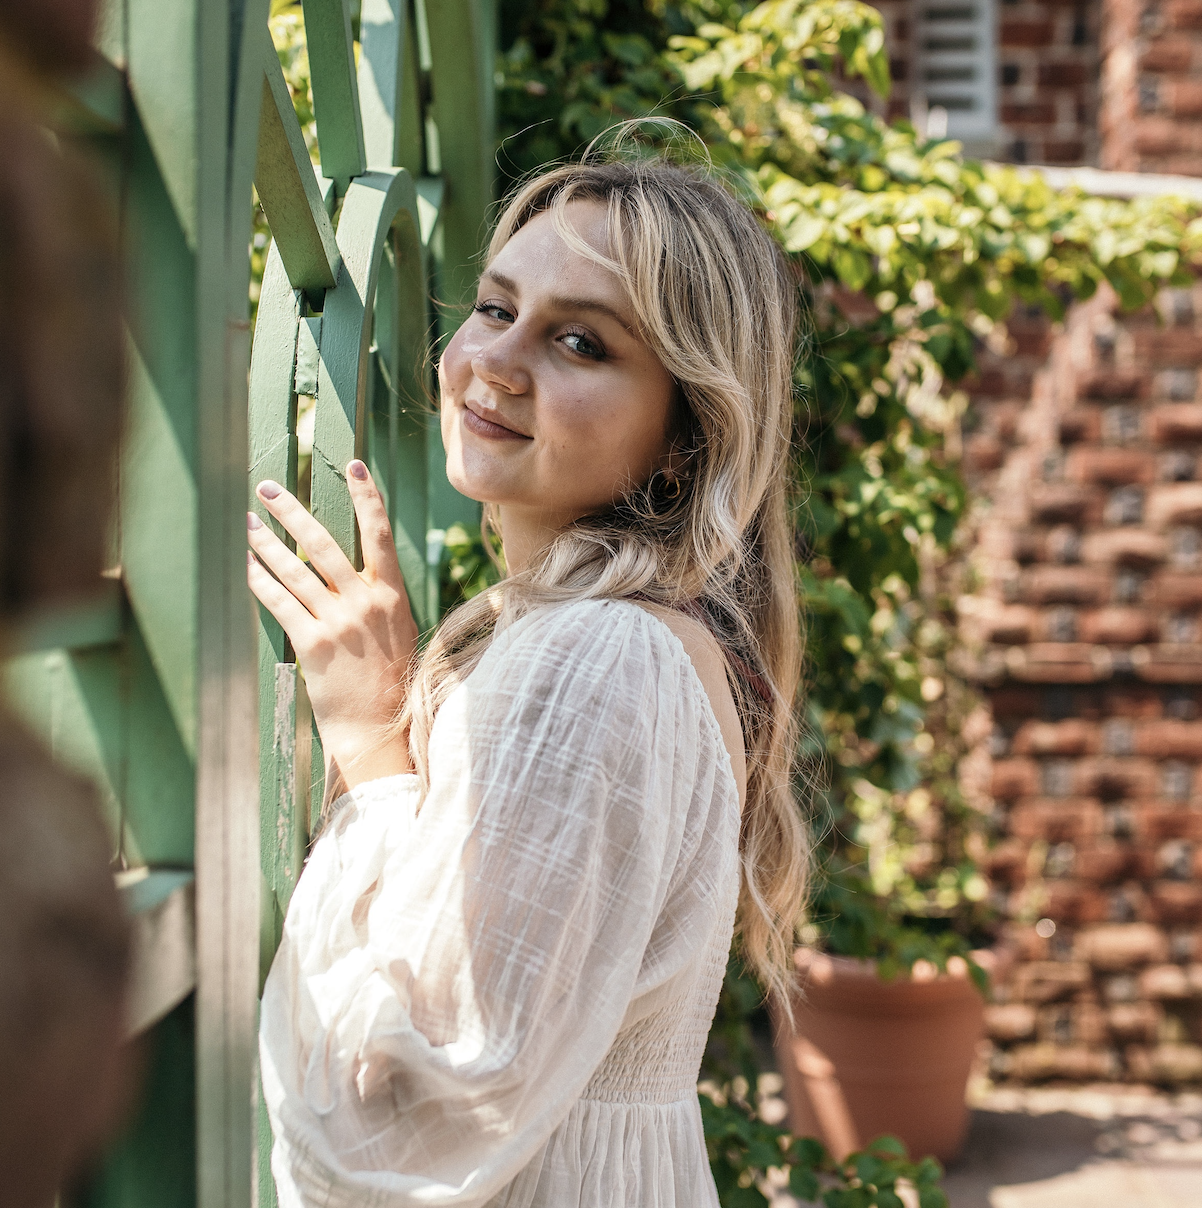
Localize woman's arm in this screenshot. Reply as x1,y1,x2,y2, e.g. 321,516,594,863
246,461,417,789
260,601,728,1207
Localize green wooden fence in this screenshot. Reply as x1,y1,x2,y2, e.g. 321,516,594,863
2,1,492,1204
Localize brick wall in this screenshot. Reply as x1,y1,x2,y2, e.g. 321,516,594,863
1101,0,1202,175
962,285,1202,1084
860,0,1101,166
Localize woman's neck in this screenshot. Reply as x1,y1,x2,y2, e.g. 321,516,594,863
497,504,580,575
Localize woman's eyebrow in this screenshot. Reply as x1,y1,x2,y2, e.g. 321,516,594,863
481,268,634,333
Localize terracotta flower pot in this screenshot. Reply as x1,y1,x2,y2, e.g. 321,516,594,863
772,948,1007,1164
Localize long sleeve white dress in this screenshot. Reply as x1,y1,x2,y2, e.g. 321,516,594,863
259,598,742,1208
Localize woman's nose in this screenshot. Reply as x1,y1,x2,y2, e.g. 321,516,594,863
471,327,531,396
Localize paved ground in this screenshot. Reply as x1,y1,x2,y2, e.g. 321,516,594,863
940,1085,1202,1208
761,1080,1202,1206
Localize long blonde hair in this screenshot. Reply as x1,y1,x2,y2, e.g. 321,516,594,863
402,154,806,1002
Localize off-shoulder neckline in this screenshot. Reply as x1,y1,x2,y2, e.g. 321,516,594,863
486,598,740,804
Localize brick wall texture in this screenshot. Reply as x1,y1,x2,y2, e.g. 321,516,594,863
963,284,1202,1085
849,1,1202,1085
1101,0,1202,175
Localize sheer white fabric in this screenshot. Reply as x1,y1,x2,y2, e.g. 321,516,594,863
260,599,741,1208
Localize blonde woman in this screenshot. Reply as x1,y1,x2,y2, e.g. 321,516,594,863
251,154,806,1208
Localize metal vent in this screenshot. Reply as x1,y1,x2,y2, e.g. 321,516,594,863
914,0,998,146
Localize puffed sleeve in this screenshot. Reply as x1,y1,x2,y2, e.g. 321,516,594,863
260,599,712,1207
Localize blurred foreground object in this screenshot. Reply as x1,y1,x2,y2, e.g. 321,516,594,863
0,1,132,1204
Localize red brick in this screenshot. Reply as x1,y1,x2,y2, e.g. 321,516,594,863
985,838,1031,884
1044,881,1109,923
1152,574,1202,609
1011,961,1092,1003
1008,1042,1120,1081
1011,718,1100,757
1020,567,1111,605
1077,368,1148,400
1074,841,1137,883
1001,19,1056,47
1132,117,1187,156
985,1003,1037,1041
1133,720,1202,758
1037,62,1090,88
1044,139,1087,163
1168,80,1202,118
1139,963,1195,999
988,687,1048,718
1003,101,1057,124
1075,923,1170,969
1059,409,1102,444
1140,40,1196,72
1126,1043,1202,1083
1149,403,1202,442
1078,607,1159,644
966,433,1005,471
980,606,1036,644
991,758,1041,800
1006,643,1111,683
1066,447,1156,485
1108,1001,1162,1041
1029,483,1096,524
1010,799,1104,841
1081,530,1166,568
1077,758,1159,799
1147,483,1202,528
1166,0,1202,31
1134,327,1202,364
1150,881,1202,923
1135,806,1202,842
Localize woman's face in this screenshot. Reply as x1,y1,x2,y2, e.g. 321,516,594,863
439,200,676,529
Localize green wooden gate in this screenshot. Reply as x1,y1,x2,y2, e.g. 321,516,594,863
2,1,492,1204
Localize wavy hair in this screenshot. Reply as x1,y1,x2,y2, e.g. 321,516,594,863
400,152,807,1003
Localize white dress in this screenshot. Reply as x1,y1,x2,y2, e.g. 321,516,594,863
260,599,742,1208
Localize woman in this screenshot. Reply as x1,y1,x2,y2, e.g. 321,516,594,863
252,154,806,1207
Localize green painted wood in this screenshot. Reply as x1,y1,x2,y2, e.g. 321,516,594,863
256,32,341,294
76,998,197,1208
300,0,367,186
423,0,494,533
310,168,422,561
359,0,424,177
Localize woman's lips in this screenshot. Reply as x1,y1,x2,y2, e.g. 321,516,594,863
462,403,531,442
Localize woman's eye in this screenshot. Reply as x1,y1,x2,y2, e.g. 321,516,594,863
473,301,514,323
561,330,606,360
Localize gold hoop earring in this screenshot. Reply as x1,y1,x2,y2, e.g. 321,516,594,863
662,470,682,499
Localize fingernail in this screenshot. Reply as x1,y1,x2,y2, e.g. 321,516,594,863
349,460,368,481
247,511,263,530
258,480,282,500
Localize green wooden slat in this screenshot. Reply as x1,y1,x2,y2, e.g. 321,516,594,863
423,0,493,533
424,0,495,314
6,582,123,654
126,0,200,248
359,0,424,176
54,50,126,134
310,168,423,560
300,0,367,186
121,106,199,760
256,32,341,293
78,999,197,1208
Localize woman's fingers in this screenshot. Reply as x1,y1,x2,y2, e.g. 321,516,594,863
247,550,318,640
346,460,404,590
255,480,358,591
246,513,328,615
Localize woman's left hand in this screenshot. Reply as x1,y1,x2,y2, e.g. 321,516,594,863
247,460,418,788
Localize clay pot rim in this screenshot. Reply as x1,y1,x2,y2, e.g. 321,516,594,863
794,943,1015,988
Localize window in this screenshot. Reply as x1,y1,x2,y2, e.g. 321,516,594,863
913,0,998,150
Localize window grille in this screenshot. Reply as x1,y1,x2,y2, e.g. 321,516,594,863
913,0,998,148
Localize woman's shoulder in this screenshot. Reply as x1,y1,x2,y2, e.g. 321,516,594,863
475,597,695,694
